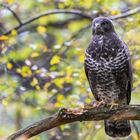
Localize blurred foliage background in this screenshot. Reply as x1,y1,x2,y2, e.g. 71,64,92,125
0,0,140,140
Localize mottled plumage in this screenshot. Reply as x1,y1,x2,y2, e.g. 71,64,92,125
84,17,132,138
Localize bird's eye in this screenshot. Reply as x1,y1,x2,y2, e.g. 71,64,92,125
101,22,106,26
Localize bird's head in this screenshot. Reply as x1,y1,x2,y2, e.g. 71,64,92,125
92,17,115,35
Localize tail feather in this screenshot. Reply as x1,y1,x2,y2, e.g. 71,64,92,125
104,120,131,138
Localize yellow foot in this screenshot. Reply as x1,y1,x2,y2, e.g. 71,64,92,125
84,103,95,109
84,99,106,109
108,102,119,109
94,99,106,108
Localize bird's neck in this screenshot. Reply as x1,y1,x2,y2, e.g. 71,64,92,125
93,32,117,39
89,32,119,60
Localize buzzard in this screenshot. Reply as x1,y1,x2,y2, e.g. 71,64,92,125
84,17,132,137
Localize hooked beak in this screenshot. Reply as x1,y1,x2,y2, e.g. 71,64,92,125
95,23,100,29
94,23,103,34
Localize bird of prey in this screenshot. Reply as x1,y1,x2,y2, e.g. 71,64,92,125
84,17,132,138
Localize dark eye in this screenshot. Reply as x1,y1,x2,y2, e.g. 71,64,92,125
101,22,107,26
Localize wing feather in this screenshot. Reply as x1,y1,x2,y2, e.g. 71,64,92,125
84,63,99,101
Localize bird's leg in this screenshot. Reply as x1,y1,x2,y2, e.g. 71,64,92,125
84,99,105,109
84,99,96,109
108,101,119,109
94,99,106,107
84,103,94,109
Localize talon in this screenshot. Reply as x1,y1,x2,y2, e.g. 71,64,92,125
84,99,106,109
108,101,119,109
92,101,98,108
84,103,94,109
95,99,106,107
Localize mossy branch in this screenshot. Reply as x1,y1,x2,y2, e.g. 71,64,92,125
7,104,140,140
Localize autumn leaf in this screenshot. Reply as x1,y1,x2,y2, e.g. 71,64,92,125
31,52,39,58
43,47,48,52
111,10,120,15
11,30,17,36
78,54,85,63
57,94,64,102
30,78,38,87
85,98,91,104
131,132,139,140
6,0,15,4
6,62,13,70
50,55,60,65
37,26,47,34
2,99,8,107
16,66,32,77
0,35,9,41
54,102,62,108
134,59,140,70
35,85,40,90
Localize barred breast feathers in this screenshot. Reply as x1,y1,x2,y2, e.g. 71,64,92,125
85,42,129,72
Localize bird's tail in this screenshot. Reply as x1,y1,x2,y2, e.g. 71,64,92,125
104,120,131,138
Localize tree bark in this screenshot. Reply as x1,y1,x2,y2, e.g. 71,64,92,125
7,104,140,140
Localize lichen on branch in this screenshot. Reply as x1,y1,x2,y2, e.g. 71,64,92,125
7,105,140,140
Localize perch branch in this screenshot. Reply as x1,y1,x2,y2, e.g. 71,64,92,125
7,104,140,140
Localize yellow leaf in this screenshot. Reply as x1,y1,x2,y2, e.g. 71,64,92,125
22,66,32,77
11,30,17,36
35,85,40,90
131,132,139,140
129,0,139,5
39,17,48,25
8,36,17,45
43,47,48,53
96,0,101,3
17,66,32,77
37,26,47,34
134,59,140,70
43,82,51,91
6,0,15,4
58,3,65,8
111,10,120,15
0,35,8,41
6,62,13,70
53,78,64,88
78,54,85,63
57,94,64,102
16,68,21,73
65,75,72,83
31,52,39,58
2,99,8,107
54,102,62,108
80,0,93,9
30,78,38,86
85,98,91,104
50,55,60,65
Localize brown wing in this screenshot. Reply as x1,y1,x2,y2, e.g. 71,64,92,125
111,44,132,104
84,63,99,101
126,60,132,104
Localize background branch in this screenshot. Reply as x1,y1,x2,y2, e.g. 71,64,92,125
3,6,140,35
4,9,92,35
1,4,22,25
132,121,140,139
110,6,140,20
7,104,140,140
